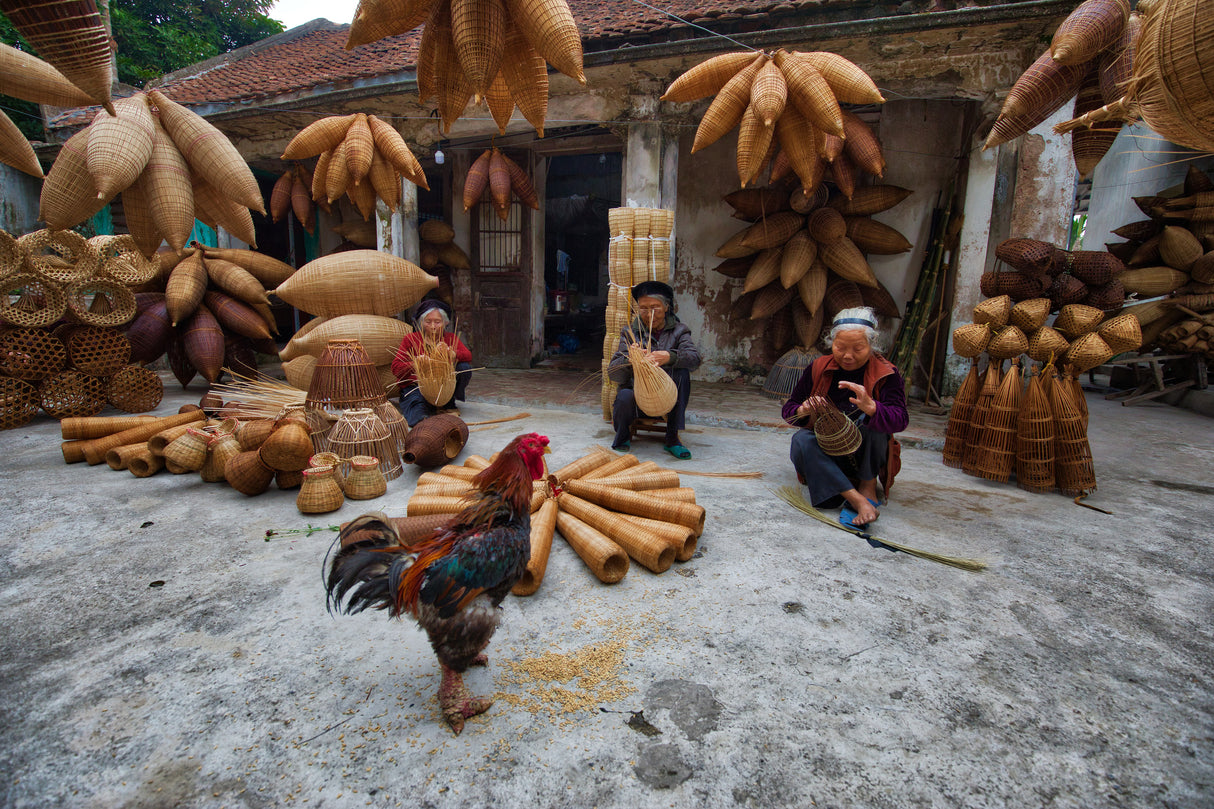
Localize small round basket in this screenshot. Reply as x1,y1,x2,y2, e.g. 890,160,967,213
0,327,67,381
1027,326,1071,363
952,322,992,358
0,273,67,328
1054,304,1106,339
65,326,132,376
987,325,1029,360
39,369,107,419
1009,298,1051,332
1065,332,1115,373
65,278,138,327
0,376,40,430
973,295,1012,327
1097,313,1143,354
18,229,100,284
89,235,157,285
104,365,164,413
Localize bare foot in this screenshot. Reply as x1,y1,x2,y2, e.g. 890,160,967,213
852,500,879,526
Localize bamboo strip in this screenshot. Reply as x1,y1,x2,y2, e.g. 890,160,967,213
558,494,675,573
512,498,559,596
80,410,206,466
555,510,629,584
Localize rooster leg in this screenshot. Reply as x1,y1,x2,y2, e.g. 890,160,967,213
438,664,493,735
470,653,489,667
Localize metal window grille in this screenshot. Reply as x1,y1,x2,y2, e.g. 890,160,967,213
475,201,525,273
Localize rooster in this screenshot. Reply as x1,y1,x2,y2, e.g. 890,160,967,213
324,432,550,734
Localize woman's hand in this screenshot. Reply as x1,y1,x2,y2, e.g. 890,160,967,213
649,350,671,366
838,381,876,416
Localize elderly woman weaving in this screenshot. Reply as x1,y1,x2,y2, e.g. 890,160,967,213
607,280,702,459
783,307,908,528
391,298,472,427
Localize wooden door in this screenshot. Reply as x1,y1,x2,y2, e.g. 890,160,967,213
471,200,531,367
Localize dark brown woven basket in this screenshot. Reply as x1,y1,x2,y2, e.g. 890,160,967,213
1067,250,1125,286
306,339,388,416
39,369,106,419
0,328,67,381
995,238,1056,274
823,277,864,316
402,412,468,469
1048,274,1090,309
1,376,40,430
980,271,1047,301
65,326,132,376
105,365,164,413
1082,277,1127,311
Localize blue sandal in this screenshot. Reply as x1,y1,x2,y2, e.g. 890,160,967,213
663,444,692,460
840,498,880,529
612,441,630,452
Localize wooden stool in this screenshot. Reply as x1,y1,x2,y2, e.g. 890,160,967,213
630,417,668,441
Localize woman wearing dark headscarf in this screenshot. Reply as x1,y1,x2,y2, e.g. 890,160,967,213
391,298,472,426
607,280,702,459
783,307,908,528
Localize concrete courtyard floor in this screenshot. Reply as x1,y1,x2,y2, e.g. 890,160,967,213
1,371,1212,808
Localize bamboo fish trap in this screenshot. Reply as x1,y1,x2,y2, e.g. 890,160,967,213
942,361,980,469
410,339,458,406
327,407,402,480
970,358,1023,483
961,361,1003,477
627,340,677,417
1050,368,1096,496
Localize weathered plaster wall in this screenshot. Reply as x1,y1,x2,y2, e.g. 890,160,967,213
1,165,42,234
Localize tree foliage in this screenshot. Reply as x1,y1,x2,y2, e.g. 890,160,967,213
112,0,284,86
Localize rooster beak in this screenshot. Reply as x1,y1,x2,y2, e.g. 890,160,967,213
542,446,551,455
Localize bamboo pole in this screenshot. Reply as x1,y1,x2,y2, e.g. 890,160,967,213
512,499,559,596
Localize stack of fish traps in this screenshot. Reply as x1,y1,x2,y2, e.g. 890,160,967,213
601,207,674,421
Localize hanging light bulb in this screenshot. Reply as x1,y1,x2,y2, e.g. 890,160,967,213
434,149,445,165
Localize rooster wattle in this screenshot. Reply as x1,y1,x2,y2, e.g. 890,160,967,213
324,432,550,734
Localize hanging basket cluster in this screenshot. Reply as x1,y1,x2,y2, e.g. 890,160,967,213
417,219,468,304
268,163,319,234
39,90,265,253
983,0,1134,176
403,446,703,592
280,112,429,224
125,244,297,387
345,0,587,136
462,147,539,221
663,48,885,192
714,180,912,362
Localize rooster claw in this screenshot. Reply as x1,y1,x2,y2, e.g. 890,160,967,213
442,696,494,735
470,653,489,667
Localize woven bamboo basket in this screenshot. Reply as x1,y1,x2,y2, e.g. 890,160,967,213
201,432,240,483
258,417,315,473
795,261,828,315
0,377,39,430
980,271,1047,301
987,51,1087,147
125,299,172,364
772,50,843,137
736,106,774,187
740,212,804,251
305,339,388,416
828,153,858,199
819,238,878,288
827,185,911,217
811,400,862,456
987,325,1029,360
20,229,98,285
763,346,816,400
775,109,826,194
973,295,1012,327
401,412,466,469
559,493,676,574
0,328,66,381
180,306,224,383
309,451,346,492
0,229,22,281
164,251,207,327
0,38,95,108
1066,250,1124,286
343,114,374,185
281,355,318,391
328,407,402,479
741,248,782,295
806,207,845,245
104,365,163,413
1158,226,1203,271
664,51,762,103
148,422,197,456
1048,274,1089,309
823,278,864,318
970,359,1022,483
60,414,156,440
1009,298,1051,332
1096,312,1142,353
1050,371,1096,496
36,368,105,419
204,259,269,309
411,341,458,406
281,314,411,363
941,361,980,467
90,235,157,286
1015,367,1055,493
962,361,1002,476
843,217,912,255
792,301,826,348
1120,266,1189,296
283,114,356,160
223,449,274,495
775,231,814,289
65,326,131,377
1027,326,1070,363
628,343,678,416
1,0,114,110
724,187,790,221
372,399,409,454
1064,332,1115,373
344,455,388,500
275,250,437,319
1054,304,1106,338
690,55,769,154
78,409,204,465
86,94,155,199
65,279,136,328
994,238,1056,275
792,50,884,105
297,465,344,513
39,128,112,231
163,427,212,472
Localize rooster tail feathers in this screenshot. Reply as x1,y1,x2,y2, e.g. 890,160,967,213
324,513,413,616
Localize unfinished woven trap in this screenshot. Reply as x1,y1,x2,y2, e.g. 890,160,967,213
105,365,164,413
305,339,388,415
763,346,816,400
411,340,458,406
402,413,469,468
39,369,106,419
327,407,402,480
627,341,678,416
942,361,980,468
811,399,862,457
65,278,137,327
18,229,99,284
1016,365,1056,494
65,326,132,376
0,328,67,381
1,273,67,328
0,377,40,429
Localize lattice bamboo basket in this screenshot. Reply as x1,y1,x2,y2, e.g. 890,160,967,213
19,229,99,284
0,327,67,381
970,358,1022,483
1,376,40,429
39,369,106,419
1,274,66,328
65,279,137,327
1050,369,1096,496
104,365,164,413
327,407,402,480
961,361,1003,476
1016,365,1055,493
942,361,980,468
65,326,131,377
305,339,389,416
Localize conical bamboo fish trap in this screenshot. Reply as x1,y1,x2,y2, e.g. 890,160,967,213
973,295,1012,327
1050,370,1096,496
962,361,1002,476
86,94,155,200
1051,0,1130,66
810,399,862,457
558,493,676,574
628,341,677,417
327,407,402,480
305,339,388,415
1016,365,1055,494
1009,298,1051,332
274,251,437,319
0,41,95,108
0,0,114,112
942,361,981,468
281,314,412,363
970,359,1023,483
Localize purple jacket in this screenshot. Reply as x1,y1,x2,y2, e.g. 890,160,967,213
781,354,909,435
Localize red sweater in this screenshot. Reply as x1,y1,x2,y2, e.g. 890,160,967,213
390,332,472,385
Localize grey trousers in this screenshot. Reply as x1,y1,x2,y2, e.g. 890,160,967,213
789,423,890,507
